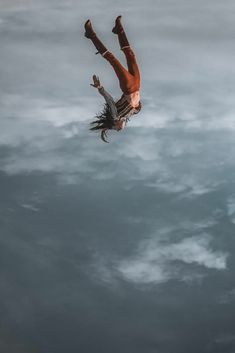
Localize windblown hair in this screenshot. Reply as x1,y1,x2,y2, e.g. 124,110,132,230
90,100,142,143
90,103,115,132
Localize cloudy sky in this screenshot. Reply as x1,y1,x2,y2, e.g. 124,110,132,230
1,0,235,352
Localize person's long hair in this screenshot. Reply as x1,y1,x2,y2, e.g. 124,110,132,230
90,100,142,143
90,103,115,143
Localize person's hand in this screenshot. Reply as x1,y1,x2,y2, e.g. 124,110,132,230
90,74,102,89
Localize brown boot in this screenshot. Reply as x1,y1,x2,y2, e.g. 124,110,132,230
84,19,96,38
84,20,109,56
112,15,124,34
112,16,130,50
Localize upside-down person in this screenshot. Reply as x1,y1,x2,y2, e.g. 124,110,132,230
84,16,141,143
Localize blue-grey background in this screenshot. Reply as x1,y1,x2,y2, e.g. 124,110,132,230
1,0,235,352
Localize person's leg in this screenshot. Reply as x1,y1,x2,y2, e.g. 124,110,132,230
84,20,133,94
112,16,140,81
102,51,134,94
112,16,130,49
84,20,108,55
122,47,140,81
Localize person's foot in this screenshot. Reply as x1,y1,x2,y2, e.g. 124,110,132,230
112,15,124,34
84,19,96,38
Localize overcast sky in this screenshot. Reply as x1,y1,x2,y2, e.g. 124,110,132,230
1,0,235,352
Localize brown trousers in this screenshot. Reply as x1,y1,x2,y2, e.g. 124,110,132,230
103,47,140,95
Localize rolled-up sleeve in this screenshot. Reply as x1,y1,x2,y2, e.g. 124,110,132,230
98,86,118,118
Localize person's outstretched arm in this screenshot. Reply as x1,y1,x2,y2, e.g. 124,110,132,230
98,86,118,117
90,75,118,118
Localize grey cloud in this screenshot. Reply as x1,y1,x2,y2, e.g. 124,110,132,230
218,288,235,304
21,204,40,212
227,195,235,224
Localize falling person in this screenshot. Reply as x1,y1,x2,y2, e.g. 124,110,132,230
84,16,141,142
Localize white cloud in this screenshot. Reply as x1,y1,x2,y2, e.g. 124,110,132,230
116,234,227,285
